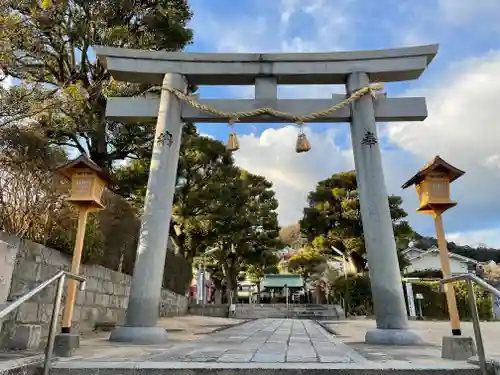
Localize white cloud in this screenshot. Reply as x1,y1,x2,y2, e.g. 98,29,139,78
387,52,500,231
448,228,500,249
233,126,353,225
438,0,500,25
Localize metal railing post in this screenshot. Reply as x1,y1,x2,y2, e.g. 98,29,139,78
466,279,487,375
0,271,84,375
43,274,66,375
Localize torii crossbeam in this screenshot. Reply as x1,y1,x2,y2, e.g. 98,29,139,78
95,44,438,346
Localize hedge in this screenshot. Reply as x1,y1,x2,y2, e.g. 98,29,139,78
332,274,493,320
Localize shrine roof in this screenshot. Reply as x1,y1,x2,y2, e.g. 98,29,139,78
401,155,465,189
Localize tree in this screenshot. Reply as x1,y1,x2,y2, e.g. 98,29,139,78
279,224,301,245
0,0,193,170
207,169,281,302
116,124,236,262
0,127,141,267
300,171,413,272
0,127,67,241
288,247,326,282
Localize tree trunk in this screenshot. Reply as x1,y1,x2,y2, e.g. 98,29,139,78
256,283,261,304
214,289,222,304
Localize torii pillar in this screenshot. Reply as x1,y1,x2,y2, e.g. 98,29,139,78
96,44,438,345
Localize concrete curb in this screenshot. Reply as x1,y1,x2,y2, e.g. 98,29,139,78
314,320,340,336
198,318,256,335
51,360,480,371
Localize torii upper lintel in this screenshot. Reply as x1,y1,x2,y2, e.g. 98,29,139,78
94,44,438,85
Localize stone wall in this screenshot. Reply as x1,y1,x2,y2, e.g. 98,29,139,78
0,232,188,345
188,304,229,318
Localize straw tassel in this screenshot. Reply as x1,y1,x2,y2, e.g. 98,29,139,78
226,119,240,152
295,123,311,153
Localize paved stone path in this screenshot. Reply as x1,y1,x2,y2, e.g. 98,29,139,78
52,318,482,373
145,319,367,363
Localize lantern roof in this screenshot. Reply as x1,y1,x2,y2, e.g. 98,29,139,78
401,155,465,189
56,154,113,184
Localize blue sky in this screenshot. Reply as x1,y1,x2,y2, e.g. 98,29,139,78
177,0,500,247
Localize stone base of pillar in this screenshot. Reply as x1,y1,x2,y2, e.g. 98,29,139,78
365,328,424,345
441,336,476,360
54,333,80,357
108,326,168,344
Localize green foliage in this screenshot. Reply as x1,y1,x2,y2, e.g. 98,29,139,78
404,269,443,278
163,248,193,295
330,274,373,315
300,171,413,271
203,170,281,301
246,251,280,284
410,281,493,320
331,274,493,320
0,0,193,169
288,247,326,281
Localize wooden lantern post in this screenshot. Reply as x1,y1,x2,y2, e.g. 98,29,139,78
402,156,465,336
56,155,110,334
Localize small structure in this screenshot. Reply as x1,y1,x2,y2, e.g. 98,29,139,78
57,155,112,210
402,156,465,339
260,274,304,303
402,155,465,215
54,155,111,354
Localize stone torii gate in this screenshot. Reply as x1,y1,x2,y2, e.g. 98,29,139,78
95,44,438,345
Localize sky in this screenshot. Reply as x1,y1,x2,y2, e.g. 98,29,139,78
181,0,500,248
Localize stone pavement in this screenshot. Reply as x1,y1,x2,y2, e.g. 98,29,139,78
59,319,367,364
145,318,367,363
321,318,500,361
51,318,482,375
54,318,482,367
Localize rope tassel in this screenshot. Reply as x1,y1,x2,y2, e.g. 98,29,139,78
226,120,240,152
295,124,311,153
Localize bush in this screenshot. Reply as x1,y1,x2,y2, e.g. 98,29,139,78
409,280,492,320
332,274,493,320
331,274,373,315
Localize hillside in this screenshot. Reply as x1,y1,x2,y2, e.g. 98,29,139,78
412,233,500,263
280,224,500,263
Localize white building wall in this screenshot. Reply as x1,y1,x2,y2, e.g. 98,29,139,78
406,253,468,275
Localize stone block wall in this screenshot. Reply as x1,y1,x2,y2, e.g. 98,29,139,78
0,232,188,345
188,304,229,318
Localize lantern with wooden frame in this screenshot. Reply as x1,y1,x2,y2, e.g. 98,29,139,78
55,155,112,336
401,156,465,215
56,155,111,210
401,155,466,338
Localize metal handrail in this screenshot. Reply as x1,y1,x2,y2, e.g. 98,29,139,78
0,271,86,375
441,273,500,375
